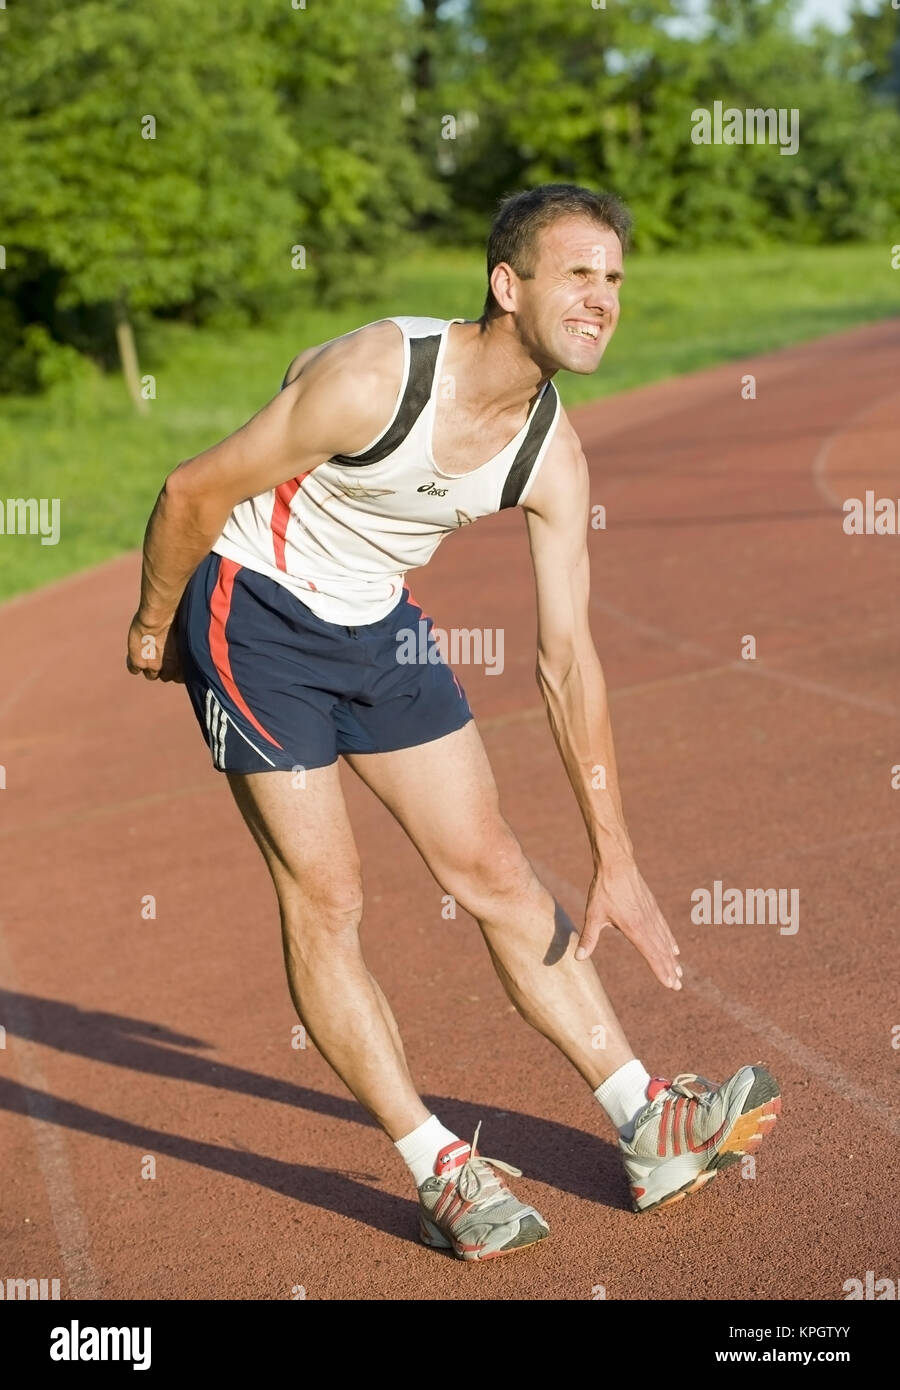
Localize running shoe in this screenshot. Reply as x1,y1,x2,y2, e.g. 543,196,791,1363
621,1065,781,1213
418,1122,550,1260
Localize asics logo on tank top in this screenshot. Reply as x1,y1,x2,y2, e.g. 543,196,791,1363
211,315,561,627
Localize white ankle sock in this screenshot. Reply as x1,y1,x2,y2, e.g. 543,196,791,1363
395,1114,462,1188
594,1059,653,1140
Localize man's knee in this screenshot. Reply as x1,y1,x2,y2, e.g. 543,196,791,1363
439,825,541,918
280,866,365,945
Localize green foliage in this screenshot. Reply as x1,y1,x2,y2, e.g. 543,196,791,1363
0,0,433,382
846,0,900,98
266,0,440,303
2,2,297,312
1,0,899,398
430,0,900,250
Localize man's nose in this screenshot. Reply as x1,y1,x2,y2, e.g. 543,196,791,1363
585,278,616,316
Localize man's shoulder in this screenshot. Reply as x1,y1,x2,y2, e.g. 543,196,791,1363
273,320,410,460
281,318,406,391
521,403,588,519
550,400,581,444
534,403,586,473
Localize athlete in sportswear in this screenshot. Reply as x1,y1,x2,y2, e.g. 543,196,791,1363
126,185,780,1261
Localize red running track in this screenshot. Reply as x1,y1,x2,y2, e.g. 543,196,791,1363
1,319,899,1300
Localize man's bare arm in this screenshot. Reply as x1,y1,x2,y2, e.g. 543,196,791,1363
280,332,344,390
127,319,403,679
523,416,682,989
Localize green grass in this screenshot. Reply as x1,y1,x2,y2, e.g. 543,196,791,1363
0,240,896,602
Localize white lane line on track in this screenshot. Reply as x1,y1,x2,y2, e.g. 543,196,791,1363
591,600,713,660
591,599,900,720
0,925,99,1297
529,860,900,1141
811,388,900,512
679,974,900,1140
479,664,733,733
0,780,216,843
0,654,57,726
728,658,900,720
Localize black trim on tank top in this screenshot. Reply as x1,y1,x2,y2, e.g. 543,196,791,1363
498,383,560,510
330,333,443,467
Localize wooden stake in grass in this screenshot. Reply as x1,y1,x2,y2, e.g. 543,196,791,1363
115,296,148,415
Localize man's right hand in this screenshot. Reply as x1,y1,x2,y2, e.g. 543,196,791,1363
126,612,184,683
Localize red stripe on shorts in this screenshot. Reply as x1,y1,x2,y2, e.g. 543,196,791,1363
208,558,285,749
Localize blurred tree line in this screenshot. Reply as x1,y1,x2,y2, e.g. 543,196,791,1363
1,0,898,400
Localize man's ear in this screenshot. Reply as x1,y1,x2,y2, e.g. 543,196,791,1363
489,261,519,315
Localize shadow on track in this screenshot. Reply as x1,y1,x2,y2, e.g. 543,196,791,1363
0,990,628,1241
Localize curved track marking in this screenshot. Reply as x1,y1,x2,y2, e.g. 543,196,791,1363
811,388,900,511
591,598,900,719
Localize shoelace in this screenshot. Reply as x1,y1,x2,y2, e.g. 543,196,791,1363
668,1072,719,1104
453,1121,523,1204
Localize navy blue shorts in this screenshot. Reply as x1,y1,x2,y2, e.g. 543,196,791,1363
176,553,473,773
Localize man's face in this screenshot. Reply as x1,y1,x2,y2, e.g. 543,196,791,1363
511,216,624,375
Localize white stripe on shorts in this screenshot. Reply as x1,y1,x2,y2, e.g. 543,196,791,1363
204,687,277,770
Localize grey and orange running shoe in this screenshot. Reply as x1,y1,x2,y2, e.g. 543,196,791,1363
621,1065,781,1213
417,1122,550,1261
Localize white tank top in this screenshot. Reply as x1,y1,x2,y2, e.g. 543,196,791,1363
211,315,561,625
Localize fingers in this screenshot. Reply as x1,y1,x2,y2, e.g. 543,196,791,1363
649,909,682,990
126,653,161,679
127,655,178,680
585,869,684,989
126,614,176,682
656,944,682,990
636,890,681,987
583,902,683,990
575,918,610,961
126,658,156,678
126,644,175,681
637,916,680,990
136,660,182,682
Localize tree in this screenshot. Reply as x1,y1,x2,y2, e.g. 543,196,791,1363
847,0,900,100
430,0,900,249
267,0,439,303
1,0,297,406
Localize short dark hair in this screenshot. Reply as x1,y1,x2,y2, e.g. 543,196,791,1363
480,183,632,322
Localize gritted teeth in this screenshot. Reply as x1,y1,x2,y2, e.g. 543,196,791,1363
564,322,600,339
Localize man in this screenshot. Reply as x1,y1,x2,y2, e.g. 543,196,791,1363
127,184,780,1262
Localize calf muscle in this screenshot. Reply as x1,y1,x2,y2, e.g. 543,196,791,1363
225,768,428,1139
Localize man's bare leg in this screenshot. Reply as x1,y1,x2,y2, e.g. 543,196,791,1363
345,722,635,1089
228,759,553,1257
226,765,430,1140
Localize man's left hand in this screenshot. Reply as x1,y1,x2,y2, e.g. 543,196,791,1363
576,860,682,990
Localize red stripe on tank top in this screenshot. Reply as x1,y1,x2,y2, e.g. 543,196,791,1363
271,474,311,572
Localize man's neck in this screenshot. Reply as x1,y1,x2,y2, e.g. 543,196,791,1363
449,317,553,419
